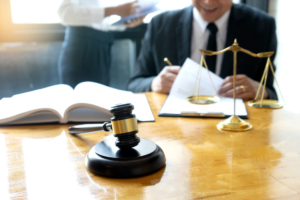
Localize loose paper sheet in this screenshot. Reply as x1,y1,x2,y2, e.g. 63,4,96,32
159,58,248,117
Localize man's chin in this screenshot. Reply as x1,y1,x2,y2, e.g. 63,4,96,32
198,10,220,22
201,15,218,23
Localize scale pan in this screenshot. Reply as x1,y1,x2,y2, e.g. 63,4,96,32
186,95,220,105
247,99,284,109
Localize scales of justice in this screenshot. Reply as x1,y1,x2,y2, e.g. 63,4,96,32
187,39,284,131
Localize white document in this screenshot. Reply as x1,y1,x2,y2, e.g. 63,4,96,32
169,58,224,99
159,58,248,117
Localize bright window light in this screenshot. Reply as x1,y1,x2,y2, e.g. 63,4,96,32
10,0,62,24
10,0,241,24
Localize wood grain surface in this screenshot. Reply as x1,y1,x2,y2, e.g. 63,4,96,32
0,92,300,200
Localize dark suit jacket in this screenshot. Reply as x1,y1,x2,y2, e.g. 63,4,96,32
127,4,278,100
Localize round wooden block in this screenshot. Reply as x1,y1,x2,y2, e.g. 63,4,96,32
86,138,166,178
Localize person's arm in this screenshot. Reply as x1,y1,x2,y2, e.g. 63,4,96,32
127,19,158,92
127,11,184,93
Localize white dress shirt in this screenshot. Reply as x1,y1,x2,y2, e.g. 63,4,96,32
57,0,126,31
190,7,231,75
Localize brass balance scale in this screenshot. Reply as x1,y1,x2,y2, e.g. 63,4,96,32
187,39,284,132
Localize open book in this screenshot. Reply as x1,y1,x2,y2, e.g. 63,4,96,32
159,58,248,118
0,82,154,126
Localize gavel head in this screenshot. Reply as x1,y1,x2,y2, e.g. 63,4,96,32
109,103,140,149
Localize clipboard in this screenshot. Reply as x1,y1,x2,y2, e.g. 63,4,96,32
158,95,249,119
112,2,160,25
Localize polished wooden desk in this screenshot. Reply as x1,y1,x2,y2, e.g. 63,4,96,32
1,93,300,199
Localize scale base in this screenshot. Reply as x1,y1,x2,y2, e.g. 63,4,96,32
186,95,220,105
86,137,166,178
247,99,284,109
217,115,252,131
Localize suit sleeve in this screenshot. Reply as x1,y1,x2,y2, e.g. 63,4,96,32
265,17,278,100
126,19,159,92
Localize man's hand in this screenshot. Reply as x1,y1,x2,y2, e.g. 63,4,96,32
218,74,268,100
151,66,181,93
125,17,144,28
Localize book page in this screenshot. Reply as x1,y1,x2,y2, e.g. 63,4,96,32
73,82,135,110
0,82,155,125
0,84,74,124
159,58,248,117
66,94,155,123
68,82,154,122
2,111,61,125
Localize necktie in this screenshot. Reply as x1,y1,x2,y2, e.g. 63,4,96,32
206,23,218,73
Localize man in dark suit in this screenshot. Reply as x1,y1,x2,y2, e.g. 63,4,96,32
127,0,277,100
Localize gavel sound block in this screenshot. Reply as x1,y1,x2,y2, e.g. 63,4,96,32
69,103,166,178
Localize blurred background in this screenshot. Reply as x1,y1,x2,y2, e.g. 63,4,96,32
0,0,298,114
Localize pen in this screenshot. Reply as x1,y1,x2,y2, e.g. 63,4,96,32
164,57,173,66
180,111,225,117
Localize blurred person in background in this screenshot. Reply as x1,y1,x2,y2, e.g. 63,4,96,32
58,0,143,88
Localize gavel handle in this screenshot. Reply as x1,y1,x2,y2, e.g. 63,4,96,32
69,122,112,134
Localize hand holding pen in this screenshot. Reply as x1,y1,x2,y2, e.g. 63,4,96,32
150,58,181,94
